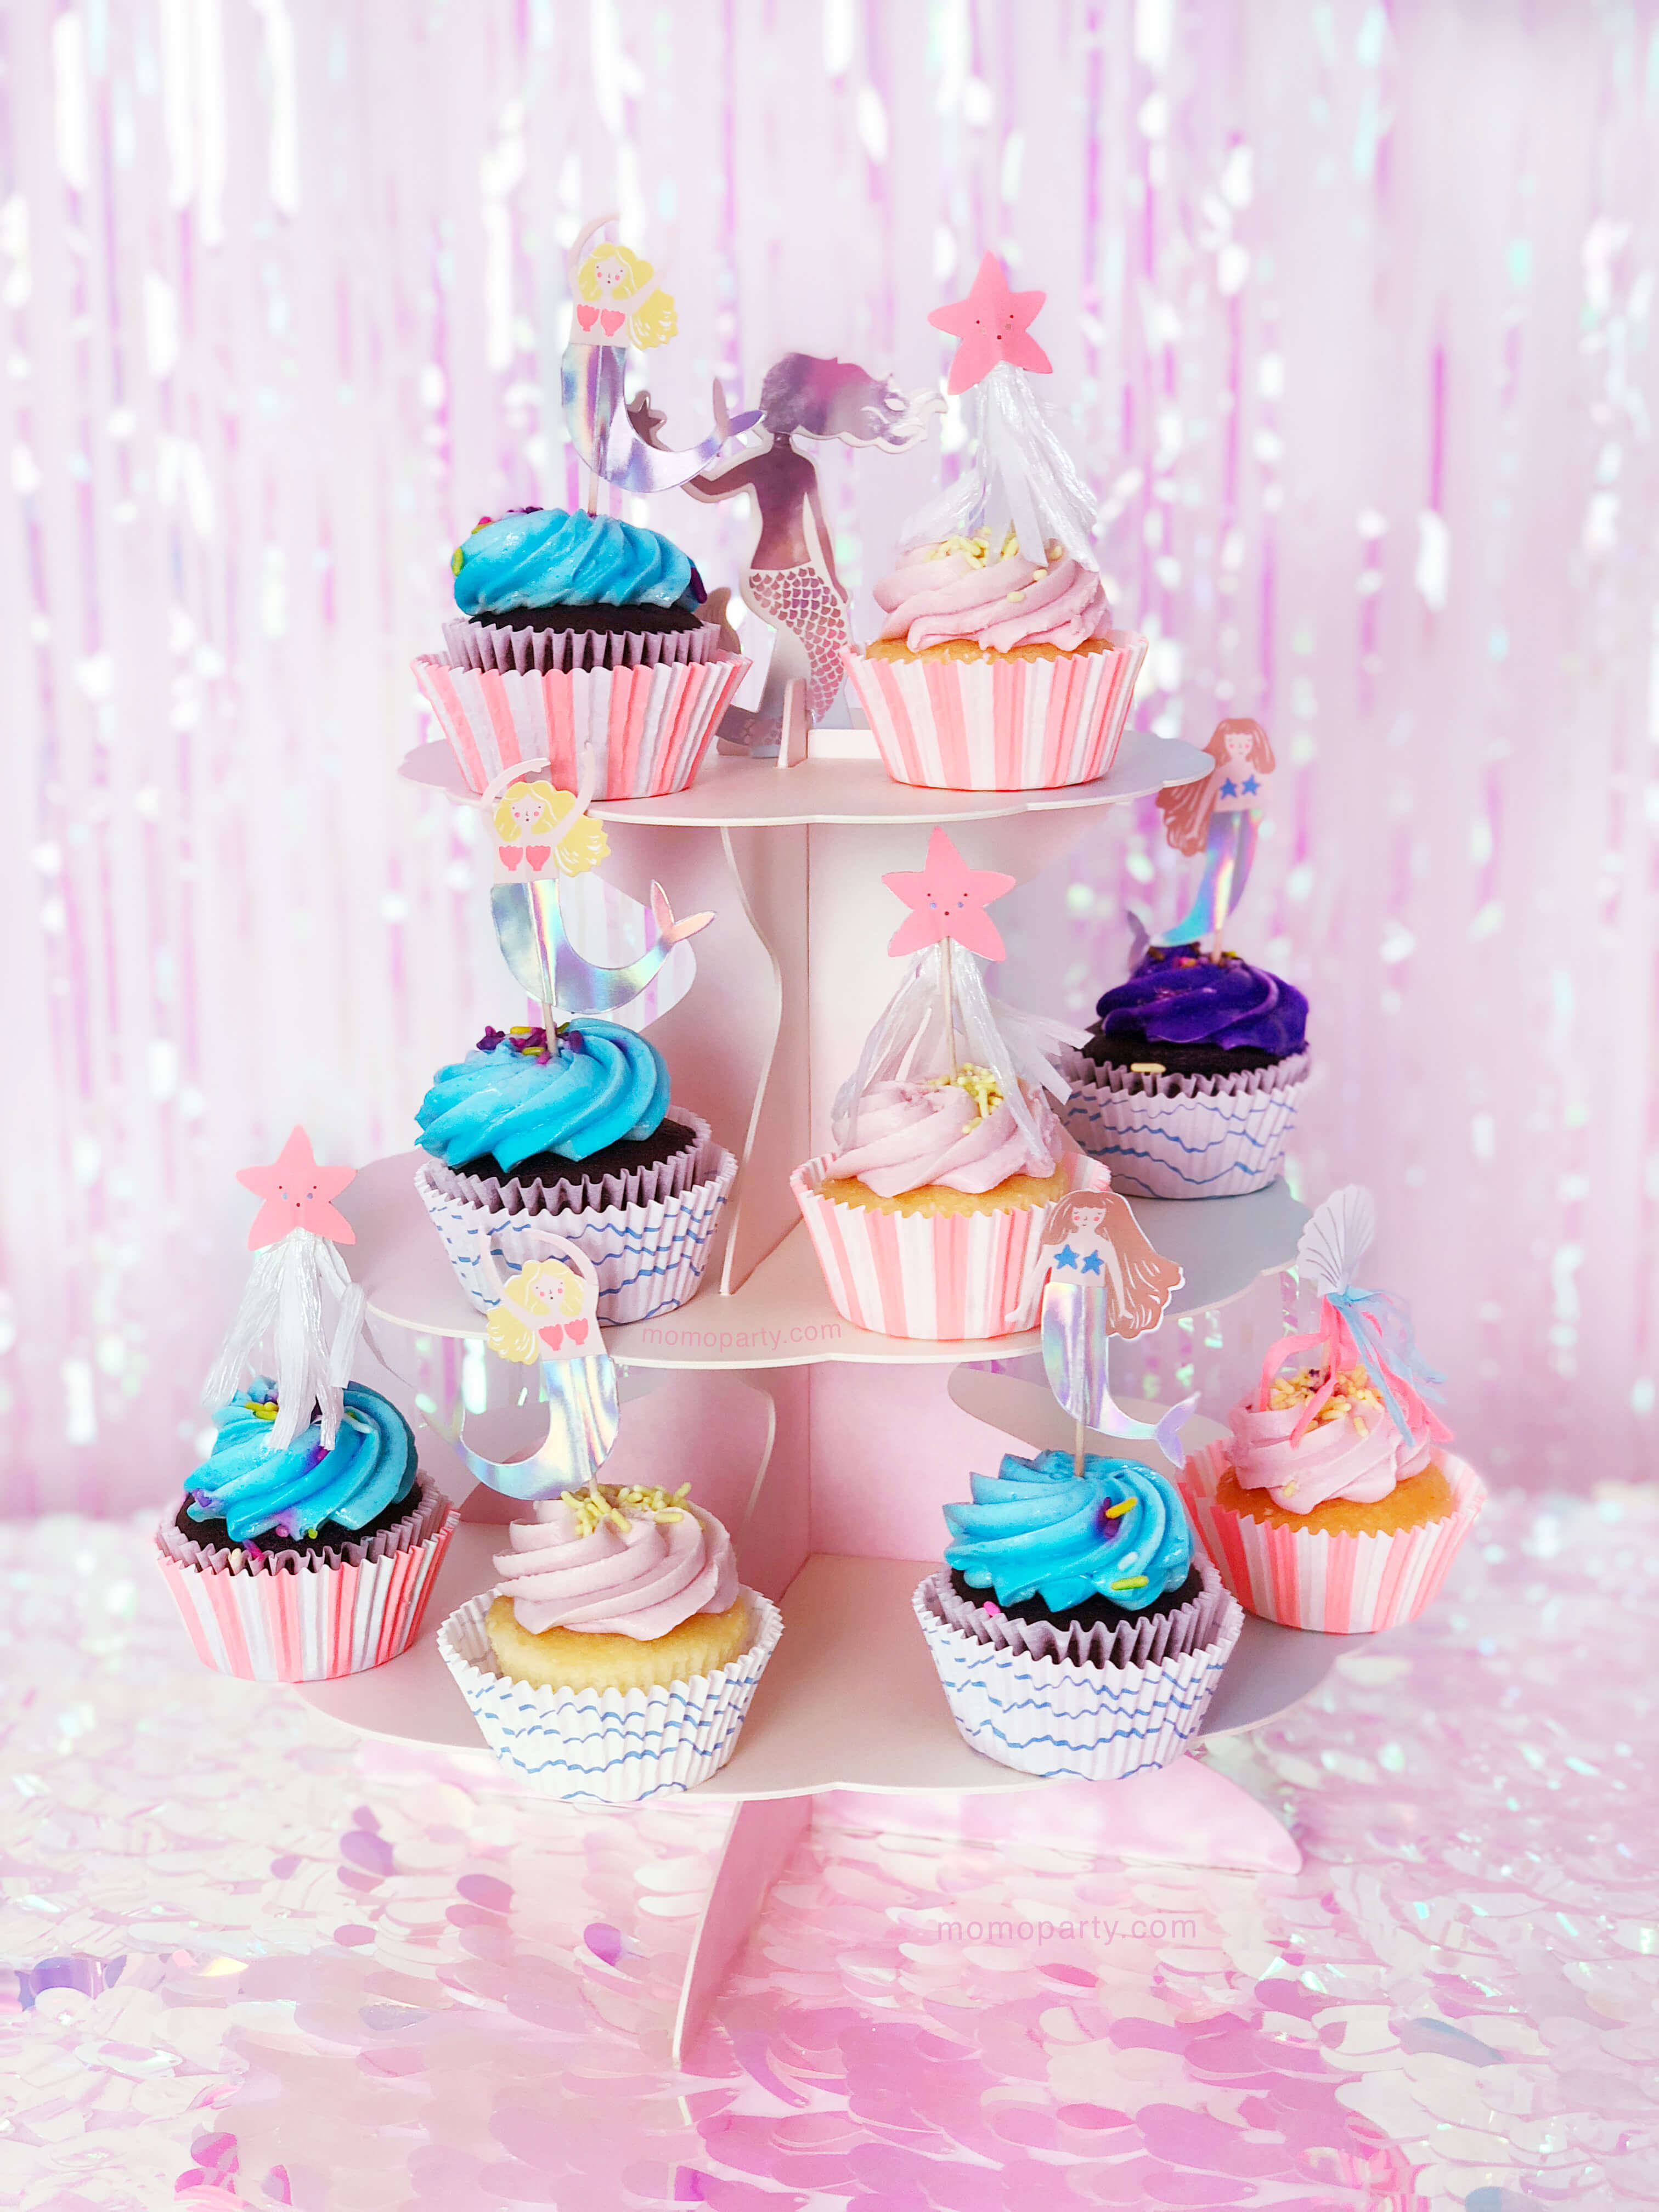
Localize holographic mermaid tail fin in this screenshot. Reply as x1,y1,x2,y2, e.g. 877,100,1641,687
562,345,759,494
1152,807,1259,946
490,876,710,1021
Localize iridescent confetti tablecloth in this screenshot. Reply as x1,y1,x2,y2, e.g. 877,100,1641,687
3,1488,1655,2211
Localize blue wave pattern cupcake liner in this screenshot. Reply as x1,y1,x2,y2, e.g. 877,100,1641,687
416,1135,736,1327
1058,1047,1309,1200
438,1589,782,1804
914,1572,1243,1782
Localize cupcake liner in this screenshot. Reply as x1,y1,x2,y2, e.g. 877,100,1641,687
915,1572,1243,1782
842,631,1148,792
1059,1046,1310,1200
789,1152,1112,1341
154,1477,458,1683
417,1127,736,1327
444,618,718,675
1180,1442,1487,1633
937,1551,1233,1671
425,1117,704,1217
412,644,748,800
437,1588,783,1803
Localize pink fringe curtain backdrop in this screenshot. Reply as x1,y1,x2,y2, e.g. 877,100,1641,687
2,2,1654,1513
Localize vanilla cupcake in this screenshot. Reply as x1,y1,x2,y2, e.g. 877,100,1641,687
915,1451,1242,1780
438,1482,781,1802
844,527,1147,791
793,1063,1105,1340
1181,1188,1485,1632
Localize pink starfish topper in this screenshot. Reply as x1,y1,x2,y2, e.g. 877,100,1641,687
883,828,1017,963
928,251,1052,395
237,1126,357,1250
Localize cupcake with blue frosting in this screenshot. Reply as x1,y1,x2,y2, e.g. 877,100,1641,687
414,1020,735,1327
157,1380,454,1683
914,1450,1243,1780
413,506,747,799
1061,943,1311,1199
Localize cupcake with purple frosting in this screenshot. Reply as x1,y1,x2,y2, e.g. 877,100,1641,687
1059,944,1310,1198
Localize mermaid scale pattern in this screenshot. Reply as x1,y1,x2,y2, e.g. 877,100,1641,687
744,563,854,719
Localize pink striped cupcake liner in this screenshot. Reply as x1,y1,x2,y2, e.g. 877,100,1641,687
789,1153,1114,1341
411,646,749,800
154,1479,458,1683
1179,1443,1487,1634
842,630,1148,792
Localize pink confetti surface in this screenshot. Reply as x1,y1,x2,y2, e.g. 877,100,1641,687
1,4,1655,1508
2,1489,1655,2208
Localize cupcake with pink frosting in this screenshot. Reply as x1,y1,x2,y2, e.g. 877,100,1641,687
844,527,1147,792
791,837,1109,1340
1181,1188,1486,1633
437,1481,782,1802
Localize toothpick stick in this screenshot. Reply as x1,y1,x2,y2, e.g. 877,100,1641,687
940,940,957,1082
1074,1410,1086,1480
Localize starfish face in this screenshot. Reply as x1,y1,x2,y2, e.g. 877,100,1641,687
928,252,1052,395
882,827,1017,962
237,1126,357,1249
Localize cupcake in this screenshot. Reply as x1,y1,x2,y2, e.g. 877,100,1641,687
1060,944,1311,1199
414,1019,735,1327
838,253,1146,791
1180,1188,1486,1631
156,1380,455,1683
845,527,1148,791
793,826,1108,1339
412,506,748,799
438,1481,782,1803
914,1450,1243,1780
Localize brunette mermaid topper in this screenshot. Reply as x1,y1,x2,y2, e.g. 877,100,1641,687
1153,717,1276,946
1263,1187,1451,1449
1039,1191,1192,1467
685,353,940,753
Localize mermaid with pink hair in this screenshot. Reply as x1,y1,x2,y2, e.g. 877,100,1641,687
685,355,939,757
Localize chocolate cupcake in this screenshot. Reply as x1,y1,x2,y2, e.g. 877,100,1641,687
413,507,748,800
414,1020,735,1327
913,1451,1243,1780
1061,944,1310,1199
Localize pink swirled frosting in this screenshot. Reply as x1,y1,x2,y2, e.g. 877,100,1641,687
873,532,1114,656
1227,1369,1432,1514
823,1076,1063,1198
495,1487,738,1639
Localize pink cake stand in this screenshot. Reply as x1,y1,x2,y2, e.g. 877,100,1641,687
318,723,1330,2062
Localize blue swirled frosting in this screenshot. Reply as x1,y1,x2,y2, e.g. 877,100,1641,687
452,507,702,617
943,1450,1193,1613
416,1022,670,1170
184,1381,419,1545
1097,946,1307,1056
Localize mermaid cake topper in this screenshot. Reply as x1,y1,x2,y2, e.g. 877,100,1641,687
684,353,940,758
460,1230,623,1503
1151,716,1276,951
479,754,713,1039
562,215,760,500
1037,1189,1192,1470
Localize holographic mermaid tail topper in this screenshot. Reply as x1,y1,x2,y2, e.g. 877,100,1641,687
1263,1186,1452,1451
460,1238,621,1502
480,755,713,1034
562,215,759,499
1153,718,1277,949
1038,1191,1193,1473
904,250,1097,565
684,353,941,758
205,1127,367,1453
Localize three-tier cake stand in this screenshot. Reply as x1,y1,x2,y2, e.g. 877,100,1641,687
311,719,1333,2062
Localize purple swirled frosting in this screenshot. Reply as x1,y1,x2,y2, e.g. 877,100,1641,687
1094,947,1308,1058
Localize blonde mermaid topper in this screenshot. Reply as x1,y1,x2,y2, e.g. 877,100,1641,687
570,239,677,352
